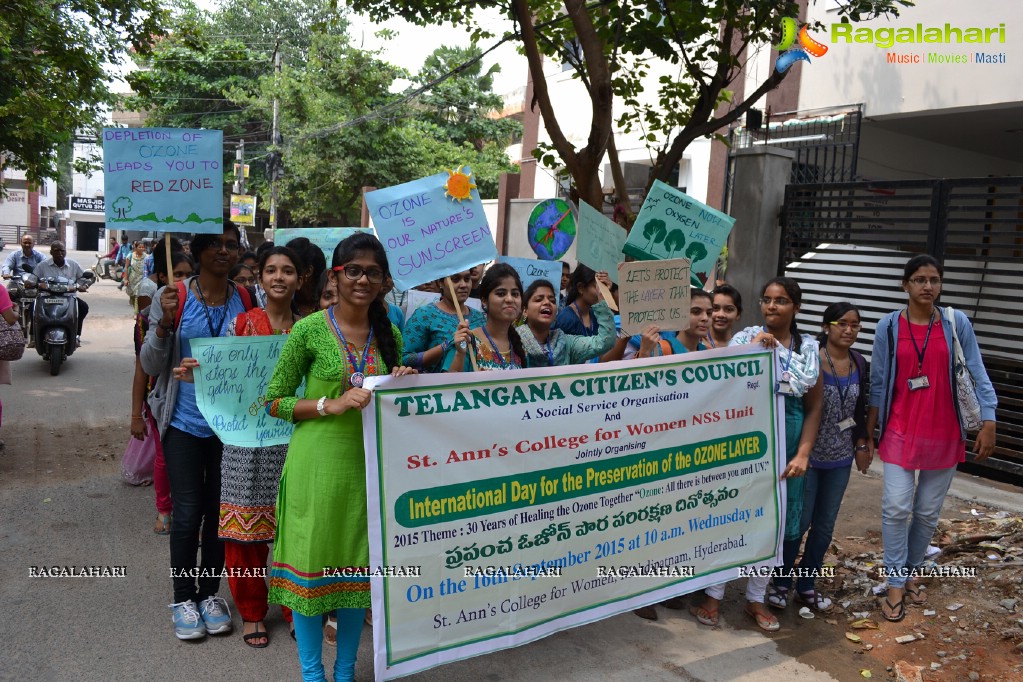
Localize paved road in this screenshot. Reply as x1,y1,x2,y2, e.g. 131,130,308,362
0,250,1017,681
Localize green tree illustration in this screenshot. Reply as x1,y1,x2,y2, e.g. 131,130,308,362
685,241,708,265
642,218,667,253
113,196,133,219
663,228,686,256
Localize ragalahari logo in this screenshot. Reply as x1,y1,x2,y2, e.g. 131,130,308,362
775,17,829,72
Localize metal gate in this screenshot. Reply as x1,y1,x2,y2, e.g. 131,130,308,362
781,177,1023,476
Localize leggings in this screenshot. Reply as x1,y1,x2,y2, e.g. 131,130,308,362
293,608,364,682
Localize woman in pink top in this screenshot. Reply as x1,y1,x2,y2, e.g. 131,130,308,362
866,255,997,622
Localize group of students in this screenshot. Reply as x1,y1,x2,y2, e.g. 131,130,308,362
134,222,998,681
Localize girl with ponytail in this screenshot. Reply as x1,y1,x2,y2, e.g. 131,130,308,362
263,233,416,681
689,276,823,633
448,263,526,371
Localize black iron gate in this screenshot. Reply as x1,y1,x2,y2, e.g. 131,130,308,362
781,177,1023,476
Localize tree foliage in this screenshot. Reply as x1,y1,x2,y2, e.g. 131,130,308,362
0,0,165,188
348,0,912,212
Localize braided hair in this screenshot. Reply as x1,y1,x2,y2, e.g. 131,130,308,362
478,263,526,366
330,233,399,370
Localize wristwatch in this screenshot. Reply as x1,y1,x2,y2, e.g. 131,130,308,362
316,396,328,417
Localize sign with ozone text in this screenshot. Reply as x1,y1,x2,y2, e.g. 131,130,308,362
363,344,785,680
622,180,735,288
576,201,627,285
102,128,224,234
274,227,373,265
618,258,692,336
190,336,297,448
365,172,497,291
496,256,563,295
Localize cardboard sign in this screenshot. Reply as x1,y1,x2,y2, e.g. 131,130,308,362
576,200,627,284
103,128,224,234
618,258,691,335
365,170,497,291
273,227,373,264
496,256,562,294
230,195,257,225
622,180,735,287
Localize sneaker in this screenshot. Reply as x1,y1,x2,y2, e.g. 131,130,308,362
170,600,206,640
75,336,81,348
198,596,233,635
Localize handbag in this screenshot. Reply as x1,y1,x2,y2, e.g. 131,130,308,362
944,307,983,432
121,421,158,486
0,318,26,362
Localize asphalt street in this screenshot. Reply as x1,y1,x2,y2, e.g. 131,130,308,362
0,249,1017,682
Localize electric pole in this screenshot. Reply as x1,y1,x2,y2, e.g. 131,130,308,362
269,44,282,236
233,139,245,195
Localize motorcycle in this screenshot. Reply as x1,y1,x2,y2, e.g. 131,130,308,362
33,271,95,376
7,264,39,340
93,253,123,282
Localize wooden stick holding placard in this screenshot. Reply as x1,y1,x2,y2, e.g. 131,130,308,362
164,233,174,284
445,276,479,372
596,279,618,312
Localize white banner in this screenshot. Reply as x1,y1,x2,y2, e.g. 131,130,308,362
364,344,785,680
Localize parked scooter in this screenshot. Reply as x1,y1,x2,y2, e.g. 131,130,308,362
6,263,38,340
32,271,95,375
93,253,123,282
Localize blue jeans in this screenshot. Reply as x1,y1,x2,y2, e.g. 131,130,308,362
293,609,364,682
881,462,956,588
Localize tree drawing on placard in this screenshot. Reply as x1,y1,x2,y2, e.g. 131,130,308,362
113,196,133,219
642,218,667,254
663,228,686,257
685,241,708,266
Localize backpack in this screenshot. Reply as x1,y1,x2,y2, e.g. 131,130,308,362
172,279,256,329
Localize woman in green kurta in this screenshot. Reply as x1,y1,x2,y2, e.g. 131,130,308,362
264,233,415,682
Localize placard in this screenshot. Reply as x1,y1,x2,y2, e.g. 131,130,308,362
274,227,373,264
622,181,735,287
364,344,784,680
365,170,497,291
190,336,297,447
496,256,563,294
617,259,692,336
576,201,627,285
102,127,224,234
230,194,257,225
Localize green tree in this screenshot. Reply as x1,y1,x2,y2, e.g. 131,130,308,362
0,0,165,187
348,0,911,213
664,229,686,257
685,241,708,266
642,219,667,253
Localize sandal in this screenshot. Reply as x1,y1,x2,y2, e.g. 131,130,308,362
324,615,337,646
765,583,789,610
880,596,906,622
905,582,927,605
153,514,171,535
242,621,269,648
744,602,780,632
689,603,719,627
795,589,833,612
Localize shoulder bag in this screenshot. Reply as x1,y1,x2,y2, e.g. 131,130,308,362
944,307,983,432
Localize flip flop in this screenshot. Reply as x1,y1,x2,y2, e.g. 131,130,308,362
242,622,269,649
688,603,719,627
744,603,780,632
153,514,171,535
905,583,927,605
324,616,337,646
880,597,906,622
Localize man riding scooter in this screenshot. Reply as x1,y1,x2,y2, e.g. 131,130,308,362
34,242,90,348
2,235,46,279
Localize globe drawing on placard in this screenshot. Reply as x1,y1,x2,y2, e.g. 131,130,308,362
527,198,576,260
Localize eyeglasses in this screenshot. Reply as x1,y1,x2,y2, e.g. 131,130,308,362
829,321,862,332
334,264,385,284
207,239,240,251
759,297,792,307
908,277,942,287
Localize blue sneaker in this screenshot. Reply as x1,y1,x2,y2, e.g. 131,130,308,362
170,600,206,640
198,596,233,635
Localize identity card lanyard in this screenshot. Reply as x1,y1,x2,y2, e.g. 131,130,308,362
543,337,555,366
904,308,935,391
196,283,228,338
824,346,856,432
481,326,510,368
328,306,374,388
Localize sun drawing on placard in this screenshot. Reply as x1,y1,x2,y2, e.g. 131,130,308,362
444,165,476,201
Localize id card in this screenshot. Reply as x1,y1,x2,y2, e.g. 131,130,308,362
837,417,856,432
775,381,796,395
907,375,930,391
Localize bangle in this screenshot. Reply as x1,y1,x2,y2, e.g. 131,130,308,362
441,340,449,354
855,444,869,452
316,396,327,417
131,415,144,420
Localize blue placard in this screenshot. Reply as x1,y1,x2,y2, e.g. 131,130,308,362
622,180,735,287
496,256,562,294
102,128,224,234
365,170,497,291
274,227,373,264
576,200,627,285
